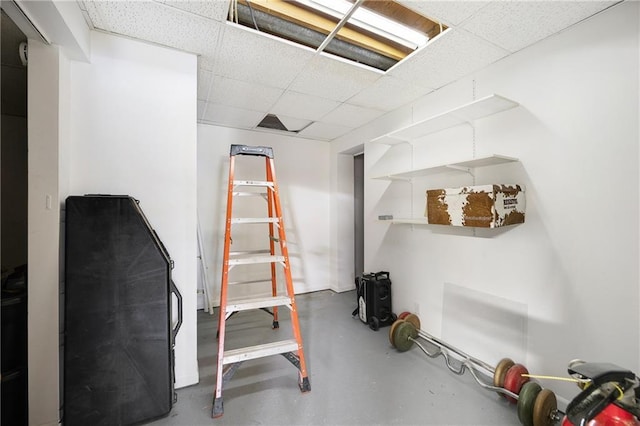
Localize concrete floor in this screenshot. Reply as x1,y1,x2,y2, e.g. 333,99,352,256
151,290,519,425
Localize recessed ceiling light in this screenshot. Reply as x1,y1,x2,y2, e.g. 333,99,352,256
228,0,446,71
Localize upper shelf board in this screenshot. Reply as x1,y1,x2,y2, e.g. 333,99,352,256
371,94,519,145
372,154,519,181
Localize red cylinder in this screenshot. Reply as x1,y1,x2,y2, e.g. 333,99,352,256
562,403,640,426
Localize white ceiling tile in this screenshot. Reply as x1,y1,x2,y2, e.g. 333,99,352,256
288,54,383,102
201,102,263,128
321,103,385,128
198,69,214,101
160,0,229,21
399,1,491,26
208,76,283,111
298,122,353,141
83,1,105,29
271,91,341,121
388,29,509,90
197,100,207,120
461,1,614,52
87,1,222,54
213,24,315,89
349,76,434,111
277,116,314,132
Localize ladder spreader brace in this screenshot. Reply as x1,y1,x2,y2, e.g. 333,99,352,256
212,144,311,418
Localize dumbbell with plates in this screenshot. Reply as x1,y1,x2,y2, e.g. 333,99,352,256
389,317,560,425
389,312,421,351
494,358,529,403
516,381,558,426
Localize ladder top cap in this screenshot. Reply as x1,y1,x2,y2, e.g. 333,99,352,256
230,144,274,159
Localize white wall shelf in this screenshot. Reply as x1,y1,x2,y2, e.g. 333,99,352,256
371,94,519,145
378,218,429,225
372,154,519,181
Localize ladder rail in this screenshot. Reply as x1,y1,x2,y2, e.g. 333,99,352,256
214,155,235,402
213,145,310,418
267,157,310,381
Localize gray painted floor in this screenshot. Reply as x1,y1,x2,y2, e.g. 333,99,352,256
151,290,519,425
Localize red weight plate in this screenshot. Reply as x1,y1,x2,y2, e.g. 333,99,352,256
503,363,530,404
404,313,421,330
398,311,411,320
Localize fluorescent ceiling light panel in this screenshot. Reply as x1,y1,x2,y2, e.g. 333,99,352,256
296,0,429,49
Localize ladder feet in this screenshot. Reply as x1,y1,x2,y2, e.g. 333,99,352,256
212,396,224,418
272,320,279,329
299,376,311,393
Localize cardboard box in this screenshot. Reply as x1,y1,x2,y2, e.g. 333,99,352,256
425,184,525,228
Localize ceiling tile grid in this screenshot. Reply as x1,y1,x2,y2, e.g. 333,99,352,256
79,0,620,141
86,1,223,55
298,121,354,141
287,54,383,103
212,23,316,90
461,1,618,53
388,28,509,90
348,75,435,111
399,0,491,27
270,91,341,122
157,0,230,22
320,103,386,129
201,102,264,128
207,75,284,112
197,67,214,101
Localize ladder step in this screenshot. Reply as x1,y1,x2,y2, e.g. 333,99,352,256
226,295,291,312
231,217,279,224
233,191,267,198
233,180,273,187
228,255,285,265
223,339,299,365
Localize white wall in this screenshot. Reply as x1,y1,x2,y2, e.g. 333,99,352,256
67,32,199,388
197,124,331,305
332,1,639,405
27,39,65,426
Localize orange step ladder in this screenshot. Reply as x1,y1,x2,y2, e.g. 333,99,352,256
212,144,310,418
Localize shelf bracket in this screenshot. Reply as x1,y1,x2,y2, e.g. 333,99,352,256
445,164,474,176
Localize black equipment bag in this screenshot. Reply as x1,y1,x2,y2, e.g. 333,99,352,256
64,195,183,425
352,271,395,330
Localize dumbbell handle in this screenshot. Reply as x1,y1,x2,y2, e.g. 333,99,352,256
408,336,519,400
417,329,496,375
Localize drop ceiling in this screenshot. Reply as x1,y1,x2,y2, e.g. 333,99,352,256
77,0,620,141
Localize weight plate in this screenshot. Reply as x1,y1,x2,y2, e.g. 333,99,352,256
404,313,421,330
494,358,515,389
398,311,411,320
517,381,542,426
503,364,530,403
532,389,557,426
394,321,417,352
389,319,404,347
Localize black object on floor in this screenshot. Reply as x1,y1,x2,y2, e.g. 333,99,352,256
1,267,28,426
353,271,395,330
64,195,182,426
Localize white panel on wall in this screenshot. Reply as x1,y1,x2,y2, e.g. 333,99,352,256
68,31,198,388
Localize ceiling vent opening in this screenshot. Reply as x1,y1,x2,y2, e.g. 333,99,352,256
258,114,293,132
